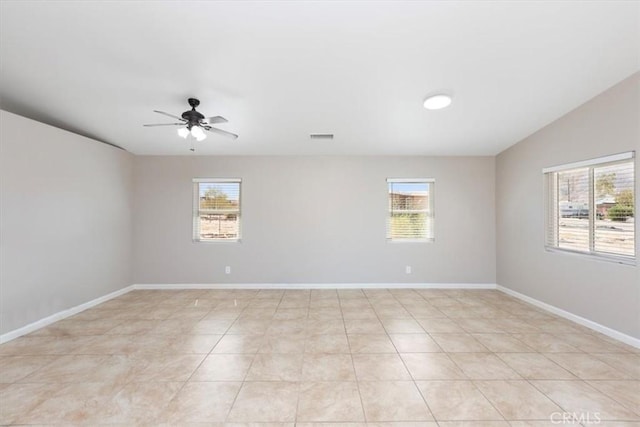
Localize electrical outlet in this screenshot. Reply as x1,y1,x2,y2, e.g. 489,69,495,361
225,266,231,274
405,265,412,274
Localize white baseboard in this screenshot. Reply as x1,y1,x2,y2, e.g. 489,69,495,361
496,285,640,349
133,282,498,290
0,285,135,344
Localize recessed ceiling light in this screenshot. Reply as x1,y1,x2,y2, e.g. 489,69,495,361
423,94,452,110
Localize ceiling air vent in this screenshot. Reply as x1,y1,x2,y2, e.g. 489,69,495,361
310,134,334,140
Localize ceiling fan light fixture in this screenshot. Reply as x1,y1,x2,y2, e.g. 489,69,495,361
191,126,206,141
177,128,190,138
423,94,452,110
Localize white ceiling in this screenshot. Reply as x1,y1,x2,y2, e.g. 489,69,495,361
1,1,638,156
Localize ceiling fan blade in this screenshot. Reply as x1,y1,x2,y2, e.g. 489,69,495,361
204,126,238,139
208,115,228,124
153,110,185,121
143,123,184,127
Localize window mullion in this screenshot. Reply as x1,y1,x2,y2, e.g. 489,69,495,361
588,166,595,253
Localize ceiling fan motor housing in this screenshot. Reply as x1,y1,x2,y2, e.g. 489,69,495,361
182,98,205,128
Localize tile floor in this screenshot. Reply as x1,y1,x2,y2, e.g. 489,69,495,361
1,288,639,426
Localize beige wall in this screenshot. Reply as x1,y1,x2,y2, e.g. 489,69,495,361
0,111,134,334
133,155,496,285
496,73,640,339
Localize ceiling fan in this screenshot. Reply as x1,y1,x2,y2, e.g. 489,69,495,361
143,98,238,143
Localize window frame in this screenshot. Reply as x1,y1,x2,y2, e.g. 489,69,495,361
386,178,435,243
543,152,635,265
192,178,242,243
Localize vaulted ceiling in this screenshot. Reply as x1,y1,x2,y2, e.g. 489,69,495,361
1,1,638,155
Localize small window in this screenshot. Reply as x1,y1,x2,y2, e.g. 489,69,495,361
193,179,241,242
387,179,434,241
544,152,635,263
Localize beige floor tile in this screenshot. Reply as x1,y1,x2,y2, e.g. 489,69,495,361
353,353,411,380
297,381,365,421
381,319,425,334
554,333,631,353
471,333,534,352
308,307,343,320
165,334,223,353
151,319,200,335
134,353,205,381
497,353,576,379
15,382,123,424
358,381,433,421
593,353,640,379
448,353,521,380
509,422,572,426
587,381,640,416
306,334,350,353
438,422,509,427
474,380,562,420
429,334,489,353
415,319,464,333
245,353,303,381
455,318,505,333
545,353,631,380
212,334,264,353
0,382,60,424
190,354,254,381
401,353,467,380
31,318,124,336
76,334,147,355
81,354,152,383
342,308,379,319
274,307,309,320
302,353,356,380
267,320,308,335
106,319,161,335
228,319,272,334
0,336,85,356
100,381,182,423
21,354,109,383
190,319,235,334
531,380,639,421
227,381,299,422
258,334,306,353
512,333,581,353
163,381,242,423
306,319,346,335
348,334,397,353
389,334,442,353
0,355,57,383
345,319,386,334
416,380,504,421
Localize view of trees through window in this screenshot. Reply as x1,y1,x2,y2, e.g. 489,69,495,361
550,159,634,258
194,180,241,241
387,180,434,240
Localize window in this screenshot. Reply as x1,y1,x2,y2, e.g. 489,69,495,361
544,152,635,262
387,179,434,241
193,179,241,241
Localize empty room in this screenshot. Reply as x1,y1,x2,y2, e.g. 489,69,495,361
0,1,638,425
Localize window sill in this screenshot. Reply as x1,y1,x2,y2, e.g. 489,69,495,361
544,246,636,266
387,238,434,243
194,239,242,244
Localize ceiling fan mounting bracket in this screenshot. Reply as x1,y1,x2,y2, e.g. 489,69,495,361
188,98,200,108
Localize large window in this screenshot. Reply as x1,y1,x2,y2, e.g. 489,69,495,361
193,179,241,242
387,179,434,241
544,152,635,262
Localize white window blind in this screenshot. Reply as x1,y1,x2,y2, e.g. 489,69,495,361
387,179,434,241
193,179,241,241
544,152,635,262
